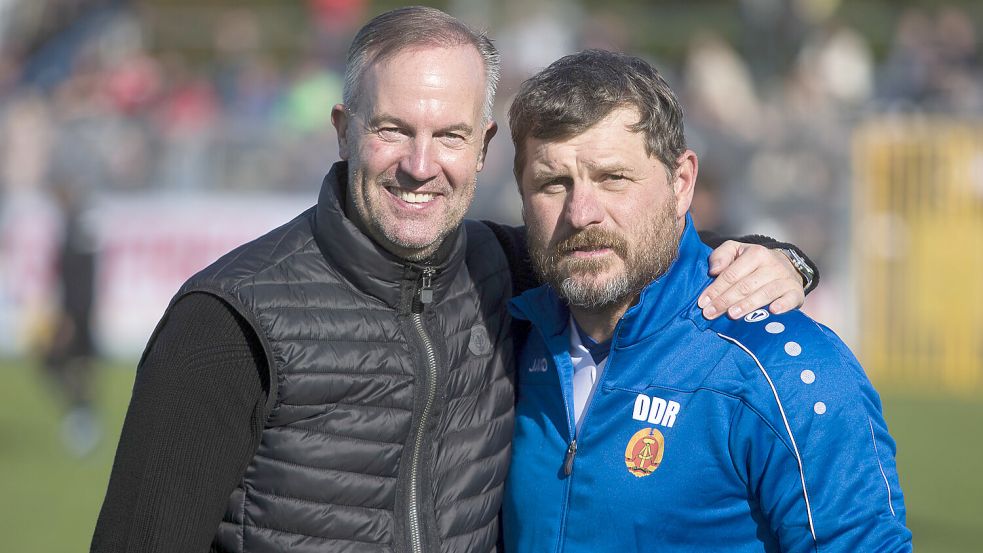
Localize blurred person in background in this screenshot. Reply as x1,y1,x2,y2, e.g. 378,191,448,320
91,7,817,553
42,171,101,457
503,49,910,553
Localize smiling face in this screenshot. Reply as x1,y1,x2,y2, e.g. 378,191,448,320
520,107,696,312
332,44,495,261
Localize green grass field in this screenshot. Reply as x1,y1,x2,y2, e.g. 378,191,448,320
1,360,979,552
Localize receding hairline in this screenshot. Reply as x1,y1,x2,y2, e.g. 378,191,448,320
356,43,490,121
351,42,491,116
368,35,483,67
364,41,487,80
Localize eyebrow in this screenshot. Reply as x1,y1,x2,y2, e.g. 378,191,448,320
530,162,635,181
365,113,411,129
584,161,635,174
529,168,567,182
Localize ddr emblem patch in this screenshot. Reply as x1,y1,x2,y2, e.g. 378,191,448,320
624,428,665,477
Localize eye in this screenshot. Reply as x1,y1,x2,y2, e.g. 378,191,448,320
437,132,467,148
376,127,408,141
539,178,569,194
601,173,631,188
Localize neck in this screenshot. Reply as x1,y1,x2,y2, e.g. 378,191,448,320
569,295,637,343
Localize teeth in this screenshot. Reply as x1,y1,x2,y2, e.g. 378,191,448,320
389,188,436,204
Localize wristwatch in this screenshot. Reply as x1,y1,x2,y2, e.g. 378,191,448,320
780,248,815,290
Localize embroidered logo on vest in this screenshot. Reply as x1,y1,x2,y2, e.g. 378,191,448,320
625,428,665,477
469,323,492,356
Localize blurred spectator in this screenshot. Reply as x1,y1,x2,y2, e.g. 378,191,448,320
276,58,341,134
878,6,983,112
1,92,53,196
794,22,874,110
933,6,982,112
684,31,763,143
42,174,101,457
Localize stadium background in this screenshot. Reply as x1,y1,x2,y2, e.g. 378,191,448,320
0,0,980,550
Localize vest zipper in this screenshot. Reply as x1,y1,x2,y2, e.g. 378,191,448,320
408,266,437,553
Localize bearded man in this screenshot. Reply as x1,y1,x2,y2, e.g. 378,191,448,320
503,49,912,552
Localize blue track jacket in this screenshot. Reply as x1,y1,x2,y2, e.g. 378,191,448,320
504,217,912,553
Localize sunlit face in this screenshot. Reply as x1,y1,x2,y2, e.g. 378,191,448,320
332,45,495,261
520,107,696,310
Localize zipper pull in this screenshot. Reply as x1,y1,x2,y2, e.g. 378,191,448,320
419,267,435,305
563,439,577,476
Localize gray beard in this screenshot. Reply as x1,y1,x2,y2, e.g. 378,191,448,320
529,199,680,312
558,266,638,311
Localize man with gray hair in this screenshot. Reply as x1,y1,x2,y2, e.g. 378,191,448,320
92,8,815,553
504,49,910,552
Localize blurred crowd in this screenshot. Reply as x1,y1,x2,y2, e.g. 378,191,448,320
1,1,980,211
0,0,358,200
0,0,981,338
684,2,981,278
1,1,980,229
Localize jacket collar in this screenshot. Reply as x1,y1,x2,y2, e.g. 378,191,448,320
510,214,714,347
313,161,467,312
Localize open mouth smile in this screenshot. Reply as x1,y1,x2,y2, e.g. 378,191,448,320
386,187,439,205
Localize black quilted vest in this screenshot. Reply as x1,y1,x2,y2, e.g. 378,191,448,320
173,163,515,553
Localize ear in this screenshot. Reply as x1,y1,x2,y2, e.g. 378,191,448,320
672,150,698,219
331,104,351,160
475,120,498,172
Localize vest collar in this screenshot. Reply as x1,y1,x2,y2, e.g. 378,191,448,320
313,161,467,311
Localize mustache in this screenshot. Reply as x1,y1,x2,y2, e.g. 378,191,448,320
553,228,629,258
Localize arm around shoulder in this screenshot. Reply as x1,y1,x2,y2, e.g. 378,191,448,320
698,231,820,295
480,220,541,296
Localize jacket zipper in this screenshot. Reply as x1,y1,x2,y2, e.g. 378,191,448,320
563,439,577,476
408,266,437,553
554,321,620,553
544,330,580,553
554,382,577,553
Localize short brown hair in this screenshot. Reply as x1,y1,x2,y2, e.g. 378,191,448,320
508,49,685,181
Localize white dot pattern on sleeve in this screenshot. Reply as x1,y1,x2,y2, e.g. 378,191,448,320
784,341,802,356
766,322,785,334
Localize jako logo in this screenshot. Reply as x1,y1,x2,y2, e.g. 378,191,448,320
632,395,681,428
529,358,548,373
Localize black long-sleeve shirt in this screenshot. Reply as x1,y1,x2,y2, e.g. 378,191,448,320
91,293,269,553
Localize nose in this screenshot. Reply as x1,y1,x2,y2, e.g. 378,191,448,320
399,137,440,183
565,183,605,229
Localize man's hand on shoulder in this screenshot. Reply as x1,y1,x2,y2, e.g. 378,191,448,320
698,241,807,320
